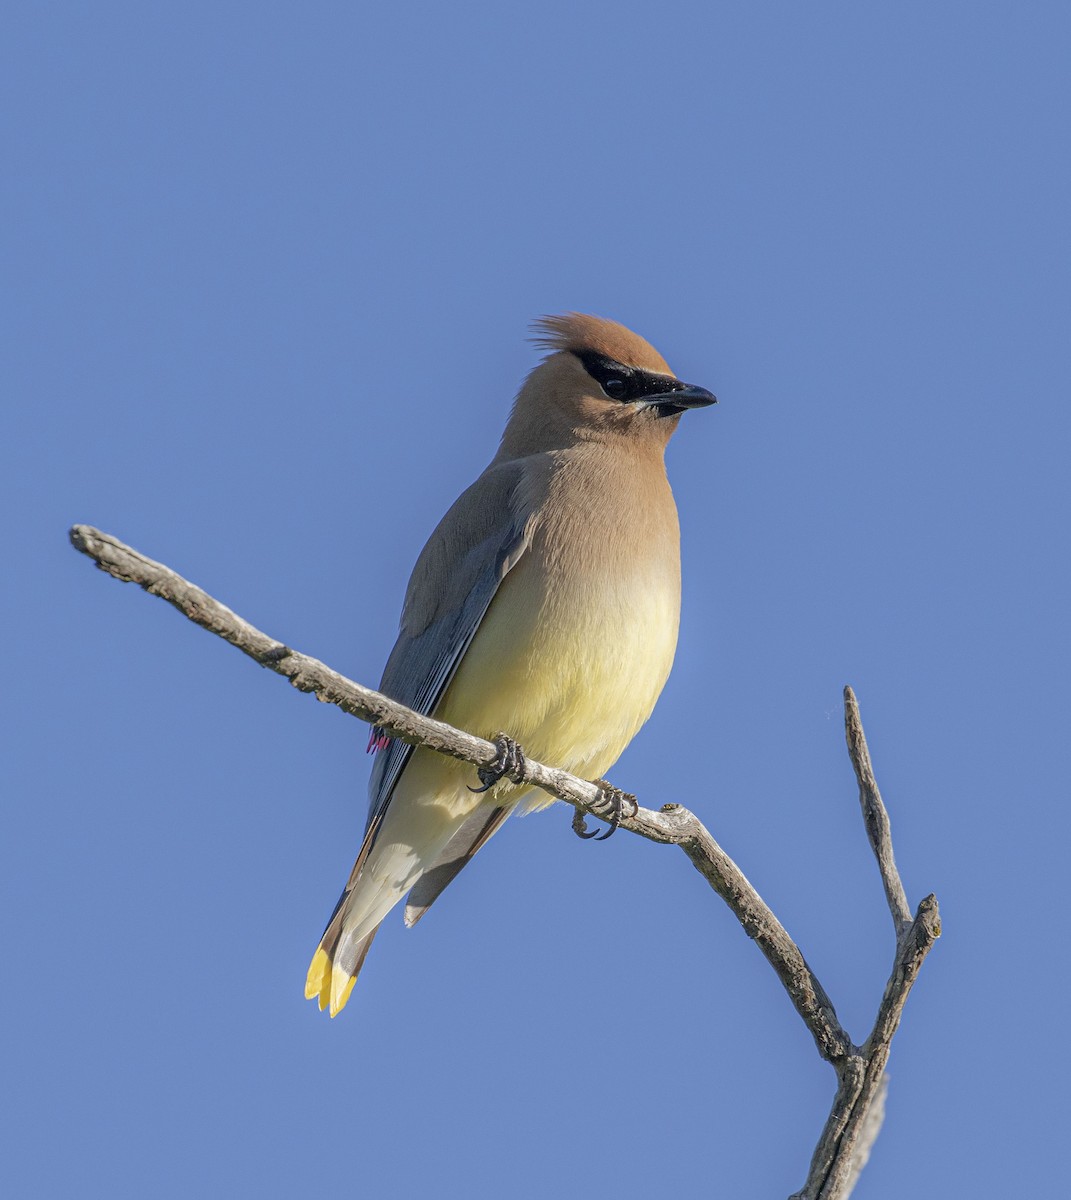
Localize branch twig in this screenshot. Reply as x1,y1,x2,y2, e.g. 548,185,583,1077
69,524,939,1198
844,686,913,937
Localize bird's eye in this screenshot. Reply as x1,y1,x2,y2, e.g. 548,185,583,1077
576,352,634,401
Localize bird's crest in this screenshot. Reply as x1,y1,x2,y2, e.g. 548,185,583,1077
531,313,672,375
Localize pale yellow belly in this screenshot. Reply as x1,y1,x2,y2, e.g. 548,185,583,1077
434,552,680,808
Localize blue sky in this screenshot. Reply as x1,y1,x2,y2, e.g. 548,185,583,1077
5,3,1069,1196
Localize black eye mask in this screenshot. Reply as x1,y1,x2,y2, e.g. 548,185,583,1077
574,351,688,404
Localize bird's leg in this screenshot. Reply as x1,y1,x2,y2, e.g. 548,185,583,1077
469,733,527,793
571,780,639,841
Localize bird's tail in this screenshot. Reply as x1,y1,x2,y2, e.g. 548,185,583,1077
305,814,391,1017
305,914,379,1017
304,781,484,1017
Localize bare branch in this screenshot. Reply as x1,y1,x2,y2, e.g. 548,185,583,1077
69,524,940,1198
69,524,850,1061
790,685,942,1200
844,686,913,936
792,896,940,1200
842,1071,889,1198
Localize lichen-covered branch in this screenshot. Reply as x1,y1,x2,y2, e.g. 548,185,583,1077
69,524,939,1198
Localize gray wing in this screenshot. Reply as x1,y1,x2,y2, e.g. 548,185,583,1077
365,463,535,834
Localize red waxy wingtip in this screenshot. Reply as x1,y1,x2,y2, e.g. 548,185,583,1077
366,728,391,754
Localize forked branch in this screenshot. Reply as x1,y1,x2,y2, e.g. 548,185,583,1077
69,524,939,1199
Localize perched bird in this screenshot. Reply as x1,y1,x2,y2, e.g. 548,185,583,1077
307,313,716,1015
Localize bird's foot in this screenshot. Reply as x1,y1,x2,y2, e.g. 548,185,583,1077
571,780,639,841
469,733,527,793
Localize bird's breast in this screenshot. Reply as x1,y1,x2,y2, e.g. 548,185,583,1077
438,455,682,791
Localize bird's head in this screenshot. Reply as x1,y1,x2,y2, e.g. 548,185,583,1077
499,313,717,457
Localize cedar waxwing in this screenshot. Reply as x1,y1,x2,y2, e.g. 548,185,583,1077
307,313,716,1015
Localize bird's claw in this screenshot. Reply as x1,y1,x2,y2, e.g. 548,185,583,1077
571,780,638,841
469,734,527,793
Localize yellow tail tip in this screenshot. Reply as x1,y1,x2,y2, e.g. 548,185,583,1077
305,948,358,1016
305,948,332,1008
329,969,358,1017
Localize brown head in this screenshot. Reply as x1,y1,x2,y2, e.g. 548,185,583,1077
496,313,716,460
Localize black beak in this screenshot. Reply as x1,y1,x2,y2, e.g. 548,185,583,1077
640,382,718,416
